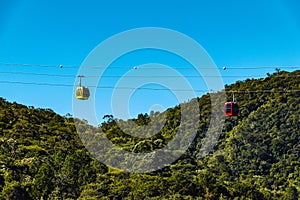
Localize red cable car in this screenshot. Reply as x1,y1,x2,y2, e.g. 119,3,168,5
224,94,239,117
224,102,239,117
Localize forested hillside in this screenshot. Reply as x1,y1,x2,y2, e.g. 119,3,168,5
0,70,299,199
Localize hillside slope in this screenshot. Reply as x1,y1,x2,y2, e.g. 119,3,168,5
0,70,299,199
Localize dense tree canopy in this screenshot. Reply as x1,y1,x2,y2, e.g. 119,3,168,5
0,70,299,199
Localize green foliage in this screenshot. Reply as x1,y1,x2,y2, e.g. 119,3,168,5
0,70,299,199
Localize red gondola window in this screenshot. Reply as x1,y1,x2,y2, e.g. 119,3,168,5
232,103,239,116
225,103,231,114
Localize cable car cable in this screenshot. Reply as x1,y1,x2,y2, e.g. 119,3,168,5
0,80,300,93
0,71,300,79
0,62,299,70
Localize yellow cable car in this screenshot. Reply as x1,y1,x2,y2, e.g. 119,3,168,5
76,75,90,100
76,86,90,100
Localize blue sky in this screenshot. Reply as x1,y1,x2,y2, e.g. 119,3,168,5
0,0,300,123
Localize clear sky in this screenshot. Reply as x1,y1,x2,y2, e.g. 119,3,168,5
0,0,300,124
